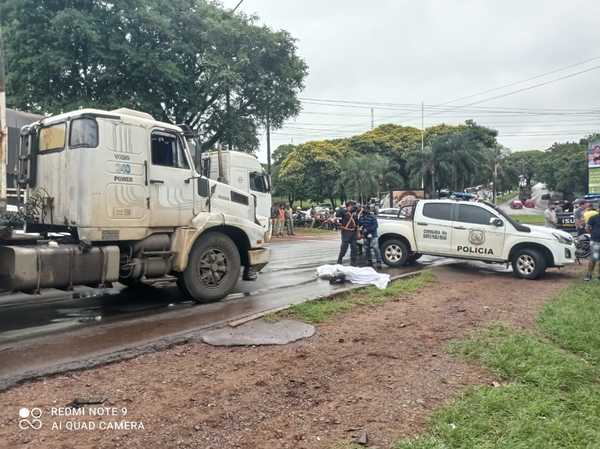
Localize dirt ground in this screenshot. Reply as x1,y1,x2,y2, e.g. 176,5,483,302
0,263,580,449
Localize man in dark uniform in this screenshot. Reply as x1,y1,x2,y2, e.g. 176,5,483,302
359,204,383,269
336,201,358,266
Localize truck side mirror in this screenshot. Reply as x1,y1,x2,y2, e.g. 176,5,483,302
198,177,209,197
490,217,503,227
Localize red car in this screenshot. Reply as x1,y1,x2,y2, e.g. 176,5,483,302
510,199,524,209
524,199,536,208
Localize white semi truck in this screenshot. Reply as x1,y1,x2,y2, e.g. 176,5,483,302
199,150,271,231
0,108,270,302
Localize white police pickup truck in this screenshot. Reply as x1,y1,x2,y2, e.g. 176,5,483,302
377,199,575,279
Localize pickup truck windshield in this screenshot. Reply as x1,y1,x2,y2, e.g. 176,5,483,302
483,201,531,232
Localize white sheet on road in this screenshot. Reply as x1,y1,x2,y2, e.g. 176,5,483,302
316,264,391,290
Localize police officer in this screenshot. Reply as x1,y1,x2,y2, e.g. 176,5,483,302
359,204,383,269
336,201,358,266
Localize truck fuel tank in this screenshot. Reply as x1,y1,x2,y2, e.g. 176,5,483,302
0,244,120,292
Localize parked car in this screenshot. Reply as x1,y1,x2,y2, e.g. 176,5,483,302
510,200,523,209
313,204,333,214
524,199,536,208
293,209,313,227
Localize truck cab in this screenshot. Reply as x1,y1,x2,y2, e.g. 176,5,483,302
377,199,575,279
2,108,270,302
199,151,271,231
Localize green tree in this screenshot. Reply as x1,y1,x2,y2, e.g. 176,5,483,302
337,154,392,203
0,0,307,152
406,121,497,195
537,142,587,196
271,144,306,205
277,140,344,207
500,150,545,189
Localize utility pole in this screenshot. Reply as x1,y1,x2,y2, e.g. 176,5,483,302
0,29,7,213
492,160,498,204
266,109,271,175
370,107,374,130
420,101,424,152
420,101,425,191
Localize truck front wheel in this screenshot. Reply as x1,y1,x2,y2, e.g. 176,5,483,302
180,232,241,303
511,248,546,280
381,239,409,267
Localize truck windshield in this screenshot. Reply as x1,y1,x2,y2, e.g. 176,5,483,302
250,172,270,193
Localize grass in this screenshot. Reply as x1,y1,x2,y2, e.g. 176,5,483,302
539,282,600,365
294,227,336,236
495,191,517,204
510,214,546,225
449,324,596,391
272,271,434,323
394,280,600,449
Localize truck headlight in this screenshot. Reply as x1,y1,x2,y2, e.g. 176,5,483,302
553,232,573,245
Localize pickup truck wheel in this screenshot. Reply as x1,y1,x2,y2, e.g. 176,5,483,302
180,232,241,303
511,248,546,280
381,239,409,267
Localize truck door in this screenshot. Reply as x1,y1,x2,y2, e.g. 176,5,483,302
148,130,194,227
451,204,505,260
250,171,271,230
414,202,454,255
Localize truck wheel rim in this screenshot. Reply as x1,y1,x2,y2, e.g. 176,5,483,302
516,254,535,275
198,249,228,287
385,244,403,263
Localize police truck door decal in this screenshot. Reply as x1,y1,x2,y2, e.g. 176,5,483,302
469,229,485,245
456,229,494,255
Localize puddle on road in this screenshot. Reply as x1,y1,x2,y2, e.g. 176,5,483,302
0,284,198,345
0,257,442,346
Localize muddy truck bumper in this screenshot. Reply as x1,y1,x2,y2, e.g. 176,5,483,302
248,247,270,272
0,245,120,291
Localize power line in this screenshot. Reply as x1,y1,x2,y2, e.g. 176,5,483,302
438,55,600,106
296,57,600,129
397,64,600,125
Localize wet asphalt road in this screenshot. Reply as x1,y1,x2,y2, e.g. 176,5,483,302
0,236,443,389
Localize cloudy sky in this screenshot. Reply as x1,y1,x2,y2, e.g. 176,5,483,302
222,0,600,162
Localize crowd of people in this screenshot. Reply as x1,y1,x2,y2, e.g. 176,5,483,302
270,201,383,269
571,200,600,282
544,200,600,281
270,204,341,237
270,204,296,237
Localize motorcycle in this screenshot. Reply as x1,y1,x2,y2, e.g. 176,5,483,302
576,233,591,261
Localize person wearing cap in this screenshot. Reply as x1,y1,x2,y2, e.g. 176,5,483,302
336,201,359,266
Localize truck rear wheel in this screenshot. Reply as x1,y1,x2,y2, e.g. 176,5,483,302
381,239,409,267
180,232,241,303
511,248,546,280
